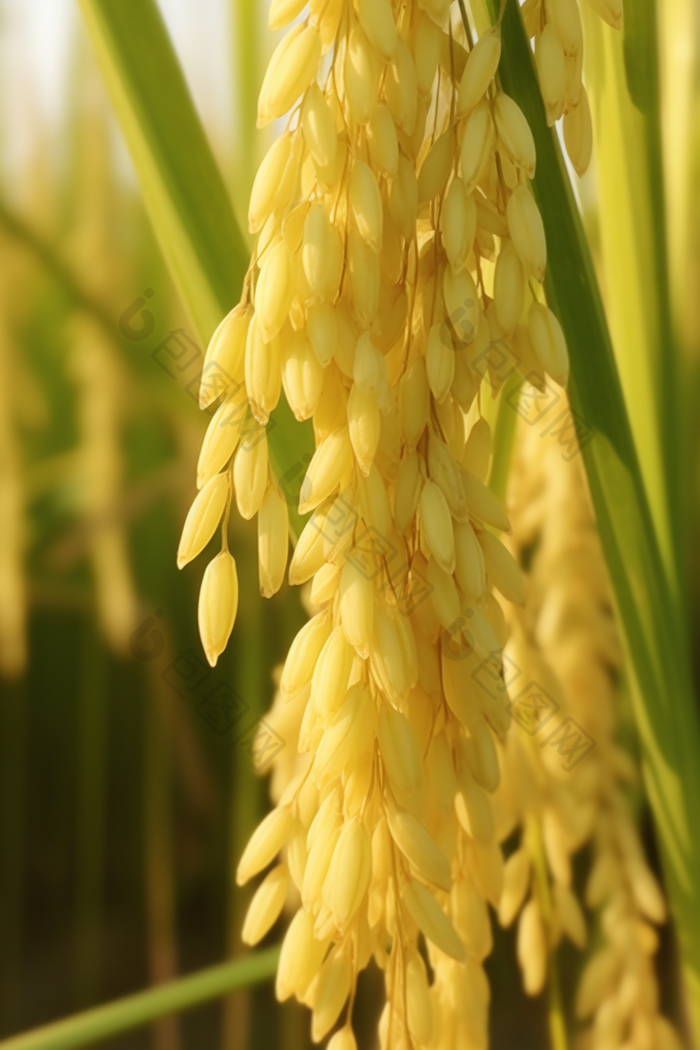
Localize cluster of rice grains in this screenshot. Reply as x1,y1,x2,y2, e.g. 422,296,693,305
520,0,622,177
499,424,680,1050
175,1,671,1048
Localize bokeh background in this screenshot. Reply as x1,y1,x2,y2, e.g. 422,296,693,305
0,2,698,1049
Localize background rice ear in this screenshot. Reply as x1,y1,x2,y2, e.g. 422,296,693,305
494,3,700,1036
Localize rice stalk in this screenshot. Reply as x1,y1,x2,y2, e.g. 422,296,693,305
0,950,280,1050
0,677,27,1036
144,666,181,1050
72,622,107,1009
230,0,264,236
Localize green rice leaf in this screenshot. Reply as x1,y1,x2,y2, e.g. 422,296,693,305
494,0,700,1030
0,948,280,1050
486,372,522,504
78,0,314,533
583,3,685,616
77,0,246,340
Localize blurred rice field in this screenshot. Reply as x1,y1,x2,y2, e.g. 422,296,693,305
0,2,699,1050
0,4,296,1045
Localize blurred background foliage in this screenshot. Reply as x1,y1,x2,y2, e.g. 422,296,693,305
0,2,698,1049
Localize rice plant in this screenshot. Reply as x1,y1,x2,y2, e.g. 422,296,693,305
2,1,700,1049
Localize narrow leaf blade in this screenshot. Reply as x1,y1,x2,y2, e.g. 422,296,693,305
78,0,314,532
496,0,700,1029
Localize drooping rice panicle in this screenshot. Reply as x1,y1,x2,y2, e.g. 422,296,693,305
177,2,624,1045
498,417,680,1050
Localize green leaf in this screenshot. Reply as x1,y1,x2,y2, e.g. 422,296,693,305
268,398,313,540
78,0,314,532
485,371,522,504
77,0,246,341
583,2,685,616
621,0,658,113
0,948,280,1050
494,0,700,1032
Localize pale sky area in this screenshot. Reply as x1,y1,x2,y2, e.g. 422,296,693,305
0,0,247,199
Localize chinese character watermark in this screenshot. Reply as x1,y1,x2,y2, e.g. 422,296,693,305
118,293,273,450
306,495,435,616
129,612,284,773
469,648,596,771
438,294,595,460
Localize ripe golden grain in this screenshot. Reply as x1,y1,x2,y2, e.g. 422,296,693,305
174,2,640,1045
